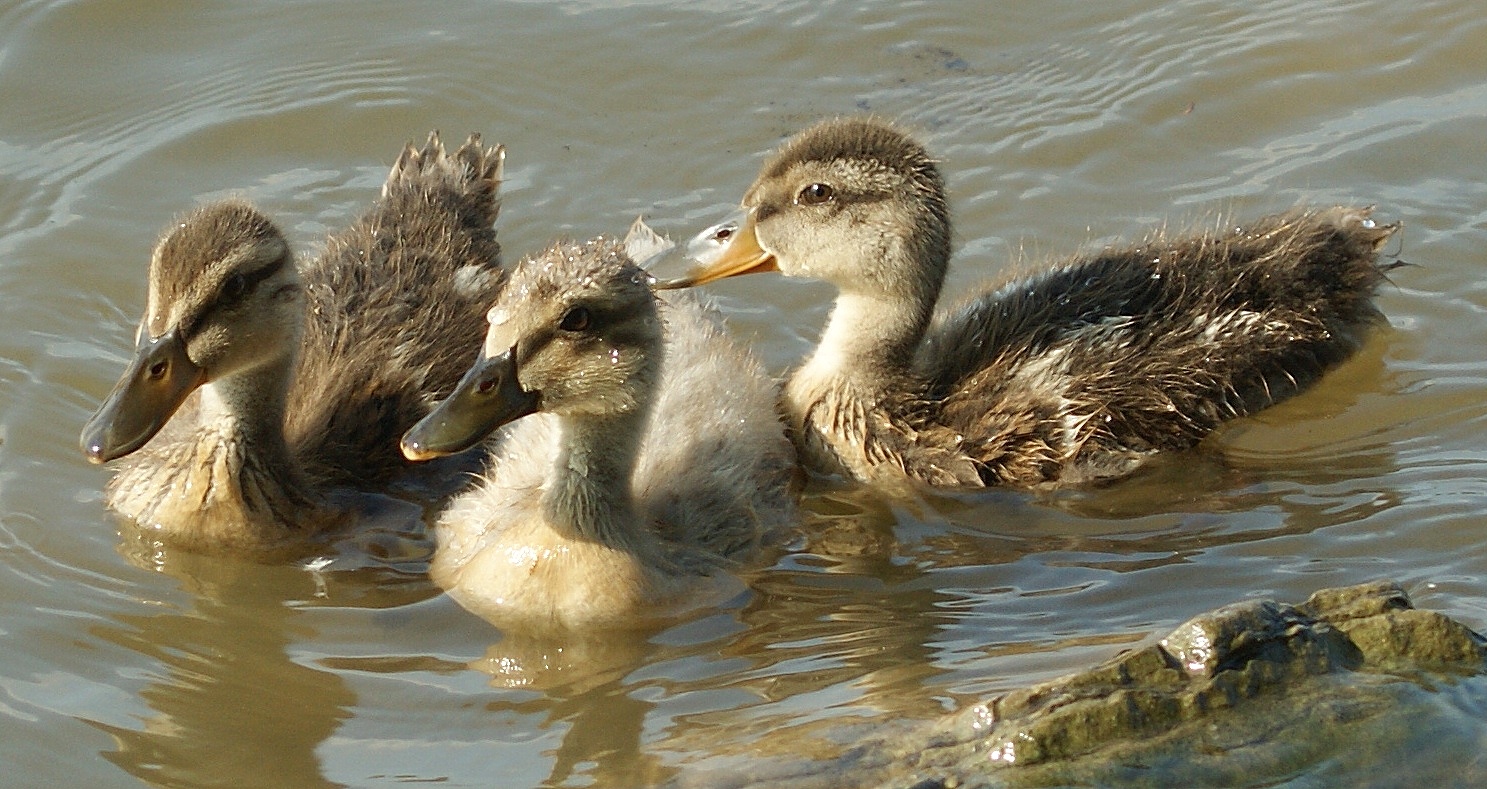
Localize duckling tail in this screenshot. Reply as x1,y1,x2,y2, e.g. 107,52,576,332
383,130,506,233
1285,206,1401,328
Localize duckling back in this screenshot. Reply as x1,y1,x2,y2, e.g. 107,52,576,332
287,133,506,486
924,206,1400,485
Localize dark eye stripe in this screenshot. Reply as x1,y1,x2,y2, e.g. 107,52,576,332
177,253,289,342
233,254,288,298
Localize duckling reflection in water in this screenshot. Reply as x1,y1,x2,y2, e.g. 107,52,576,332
401,224,796,633
81,133,506,556
662,117,1401,489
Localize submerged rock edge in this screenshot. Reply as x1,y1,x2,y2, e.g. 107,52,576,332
925,580,1487,775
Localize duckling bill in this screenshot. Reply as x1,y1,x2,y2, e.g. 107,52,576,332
400,345,537,460
662,117,1401,489
84,326,207,462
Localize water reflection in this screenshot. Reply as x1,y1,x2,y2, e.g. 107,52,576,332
78,494,438,788
481,635,672,787
110,490,437,606
317,614,676,786
86,561,353,788
596,495,963,776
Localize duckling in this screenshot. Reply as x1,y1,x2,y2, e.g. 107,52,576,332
81,132,506,554
400,228,796,633
661,117,1400,488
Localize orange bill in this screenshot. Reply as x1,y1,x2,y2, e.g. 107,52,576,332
653,214,778,289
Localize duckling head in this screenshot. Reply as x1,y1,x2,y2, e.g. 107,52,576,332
82,201,303,463
402,237,661,459
661,117,950,305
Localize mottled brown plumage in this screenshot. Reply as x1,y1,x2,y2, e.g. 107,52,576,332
82,132,506,554
665,117,1400,488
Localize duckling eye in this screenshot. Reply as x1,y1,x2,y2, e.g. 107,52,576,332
559,306,592,332
796,183,834,206
220,273,248,303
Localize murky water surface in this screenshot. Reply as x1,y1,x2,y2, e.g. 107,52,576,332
4,0,1487,785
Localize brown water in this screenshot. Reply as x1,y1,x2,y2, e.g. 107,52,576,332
4,0,1487,785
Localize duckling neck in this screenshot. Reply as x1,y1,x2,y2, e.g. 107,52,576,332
197,355,301,482
802,286,937,394
542,408,648,551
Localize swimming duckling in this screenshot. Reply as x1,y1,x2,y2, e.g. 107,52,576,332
400,229,796,633
81,132,506,554
662,117,1400,488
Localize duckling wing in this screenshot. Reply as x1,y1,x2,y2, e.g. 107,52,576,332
921,207,1398,486
287,133,507,486
635,290,797,561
